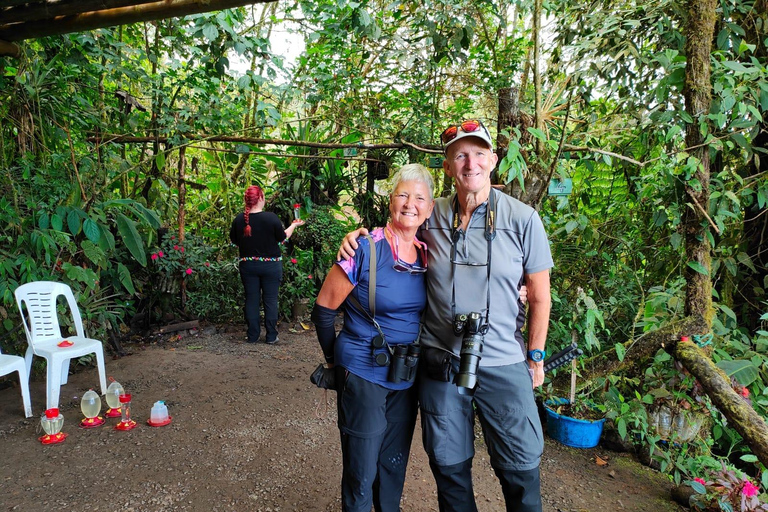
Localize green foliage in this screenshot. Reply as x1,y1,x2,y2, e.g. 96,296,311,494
142,232,219,320
290,205,357,283
278,247,317,320
185,261,243,323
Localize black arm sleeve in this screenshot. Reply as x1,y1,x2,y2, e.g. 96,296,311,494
311,303,338,364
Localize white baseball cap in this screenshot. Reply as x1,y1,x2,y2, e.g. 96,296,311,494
441,120,493,152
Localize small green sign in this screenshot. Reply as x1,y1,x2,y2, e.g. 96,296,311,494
428,157,443,168
343,147,358,157
548,178,573,196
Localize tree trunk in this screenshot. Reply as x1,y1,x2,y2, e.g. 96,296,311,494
682,0,717,321
499,0,548,209
495,86,518,181
666,337,768,468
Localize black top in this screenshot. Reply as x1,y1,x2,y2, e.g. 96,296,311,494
229,212,287,258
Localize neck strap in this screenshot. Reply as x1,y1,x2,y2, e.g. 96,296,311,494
346,235,386,340
452,189,496,242
450,189,496,330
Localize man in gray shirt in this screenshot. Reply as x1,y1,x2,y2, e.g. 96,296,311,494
339,119,553,512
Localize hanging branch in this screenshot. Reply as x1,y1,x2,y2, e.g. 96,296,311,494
87,133,444,153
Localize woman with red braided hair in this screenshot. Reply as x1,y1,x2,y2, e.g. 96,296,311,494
230,185,304,344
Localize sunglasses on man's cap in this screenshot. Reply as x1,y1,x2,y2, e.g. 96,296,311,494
440,119,493,150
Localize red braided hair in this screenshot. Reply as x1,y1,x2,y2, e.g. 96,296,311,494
243,185,264,237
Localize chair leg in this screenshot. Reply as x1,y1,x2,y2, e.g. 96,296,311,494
24,346,33,380
60,359,69,385
17,366,32,418
46,359,67,410
95,349,108,396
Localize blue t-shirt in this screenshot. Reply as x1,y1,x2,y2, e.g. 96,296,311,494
335,227,426,390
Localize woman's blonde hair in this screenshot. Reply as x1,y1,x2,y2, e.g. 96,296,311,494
390,164,434,199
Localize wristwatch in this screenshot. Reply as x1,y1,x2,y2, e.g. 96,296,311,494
527,349,546,362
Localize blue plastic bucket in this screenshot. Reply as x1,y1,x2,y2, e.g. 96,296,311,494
544,398,606,449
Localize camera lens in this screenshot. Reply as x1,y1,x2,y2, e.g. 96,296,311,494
453,312,484,391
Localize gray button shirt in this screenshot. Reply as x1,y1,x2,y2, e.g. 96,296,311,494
419,189,553,367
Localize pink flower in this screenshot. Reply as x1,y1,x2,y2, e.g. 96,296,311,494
171,235,175,240
741,387,750,398
204,262,210,267
158,251,164,257
180,246,184,253
742,480,759,498
291,258,297,264
185,268,193,275
174,245,179,250
307,274,313,279
694,477,706,485
293,203,301,209
151,253,158,261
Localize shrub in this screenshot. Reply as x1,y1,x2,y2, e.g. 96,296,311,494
290,205,357,283
278,247,316,320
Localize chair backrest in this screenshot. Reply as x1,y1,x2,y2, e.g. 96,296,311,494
14,281,85,346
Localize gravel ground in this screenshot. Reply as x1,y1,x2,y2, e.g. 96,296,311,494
0,323,684,511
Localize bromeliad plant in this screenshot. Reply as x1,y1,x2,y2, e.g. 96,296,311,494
688,463,768,512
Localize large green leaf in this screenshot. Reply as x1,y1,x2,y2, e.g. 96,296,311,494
115,213,146,266
117,263,135,295
83,218,101,243
97,225,115,252
131,203,161,230
81,240,106,267
51,213,63,232
687,261,709,275
716,359,759,387
67,209,82,235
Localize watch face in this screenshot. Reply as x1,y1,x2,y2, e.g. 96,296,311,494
529,350,544,361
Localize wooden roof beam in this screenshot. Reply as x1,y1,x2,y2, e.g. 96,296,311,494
1,0,161,25
0,38,20,57
0,0,276,42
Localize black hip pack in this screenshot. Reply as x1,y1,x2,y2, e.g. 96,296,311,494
422,346,458,382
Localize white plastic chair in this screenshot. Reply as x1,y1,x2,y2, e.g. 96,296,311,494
14,281,107,410
0,348,32,417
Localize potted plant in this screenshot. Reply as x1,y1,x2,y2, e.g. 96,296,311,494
542,343,606,449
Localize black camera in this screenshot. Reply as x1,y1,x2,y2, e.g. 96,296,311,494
310,364,336,390
388,344,421,384
452,312,484,390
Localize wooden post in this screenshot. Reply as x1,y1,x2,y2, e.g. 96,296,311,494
569,330,578,404
177,146,187,309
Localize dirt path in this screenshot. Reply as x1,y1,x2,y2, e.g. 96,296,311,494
0,325,684,511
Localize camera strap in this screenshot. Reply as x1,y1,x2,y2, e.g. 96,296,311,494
345,235,389,348
450,189,495,332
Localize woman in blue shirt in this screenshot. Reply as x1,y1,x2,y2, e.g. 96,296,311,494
311,164,435,512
